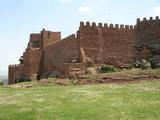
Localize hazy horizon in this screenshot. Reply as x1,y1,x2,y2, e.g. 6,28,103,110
1,0,160,75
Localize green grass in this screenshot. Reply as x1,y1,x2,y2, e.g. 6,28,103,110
0,81,160,120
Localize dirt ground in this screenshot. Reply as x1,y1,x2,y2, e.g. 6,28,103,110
8,69,160,88
75,69,160,85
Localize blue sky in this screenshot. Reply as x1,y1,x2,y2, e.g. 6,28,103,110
0,0,160,75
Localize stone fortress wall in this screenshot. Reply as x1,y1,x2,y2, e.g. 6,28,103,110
8,16,160,84
135,16,160,60
78,22,135,66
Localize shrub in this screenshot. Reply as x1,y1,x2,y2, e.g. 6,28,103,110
99,65,118,73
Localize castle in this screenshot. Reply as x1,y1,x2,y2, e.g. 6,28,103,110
8,16,160,84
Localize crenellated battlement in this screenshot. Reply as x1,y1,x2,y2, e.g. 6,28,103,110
80,21,135,30
9,64,22,68
135,16,160,59
137,16,160,24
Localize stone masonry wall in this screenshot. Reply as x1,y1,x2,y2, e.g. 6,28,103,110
41,29,61,48
79,22,101,63
29,34,41,48
79,22,135,66
8,64,23,84
43,34,79,72
8,30,62,83
55,63,86,78
30,34,41,41
22,48,42,79
135,16,160,59
102,24,135,66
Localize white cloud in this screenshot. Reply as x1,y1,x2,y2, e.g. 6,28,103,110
78,6,92,13
153,6,160,16
60,0,71,3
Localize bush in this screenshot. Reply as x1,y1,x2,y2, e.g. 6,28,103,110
99,65,118,73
